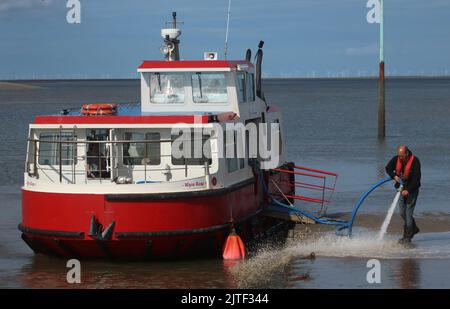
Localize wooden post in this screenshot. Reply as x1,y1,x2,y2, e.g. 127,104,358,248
378,0,385,138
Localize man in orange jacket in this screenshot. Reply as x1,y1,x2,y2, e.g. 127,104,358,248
385,145,421,244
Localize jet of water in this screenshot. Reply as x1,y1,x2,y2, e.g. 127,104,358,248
378,190,402,241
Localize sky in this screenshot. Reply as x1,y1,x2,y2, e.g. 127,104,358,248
0,0,450,79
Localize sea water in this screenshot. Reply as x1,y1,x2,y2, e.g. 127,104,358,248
2,78,450,288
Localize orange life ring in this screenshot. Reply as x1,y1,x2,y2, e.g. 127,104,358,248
81,103,118,116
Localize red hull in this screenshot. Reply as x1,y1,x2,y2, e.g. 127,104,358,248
20,172,294,259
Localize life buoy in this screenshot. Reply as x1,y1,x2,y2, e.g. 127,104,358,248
81,103,118,116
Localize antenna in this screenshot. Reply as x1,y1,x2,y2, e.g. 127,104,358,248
224,0,232,59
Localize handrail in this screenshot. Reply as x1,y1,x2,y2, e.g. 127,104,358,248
293,165,339,177
27,137,214,144
275,179,336,191
271,164,338,215
252,162,346,226
58,127,62,183
26,151,211,160
271,168,326,179
33,139,38,177
251,160,393,236
25,137,214,184
33,165,208,173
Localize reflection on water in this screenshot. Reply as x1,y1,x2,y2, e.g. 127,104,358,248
16,255,231,289
394,259,420,289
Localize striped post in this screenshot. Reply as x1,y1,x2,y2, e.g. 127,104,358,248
378,0,385,138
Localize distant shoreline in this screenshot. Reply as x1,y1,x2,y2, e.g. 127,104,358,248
1,76,450,85
0,81,42,89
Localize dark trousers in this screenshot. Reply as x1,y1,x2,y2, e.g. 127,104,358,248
399,190,419,230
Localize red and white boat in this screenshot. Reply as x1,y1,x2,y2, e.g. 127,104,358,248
19,13,336,260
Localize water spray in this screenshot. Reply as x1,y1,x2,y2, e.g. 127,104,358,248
378,181,403,240
251,160,396,237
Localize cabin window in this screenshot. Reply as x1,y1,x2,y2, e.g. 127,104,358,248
191,72,228,103
150,73,185,103
123,132,161,165
236,72,246,103
225,131,244,173
86,129,111,179
171,132,212,166
247,73,255,102
38,132,77,165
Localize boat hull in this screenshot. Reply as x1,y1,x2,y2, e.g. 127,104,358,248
20,171,294,260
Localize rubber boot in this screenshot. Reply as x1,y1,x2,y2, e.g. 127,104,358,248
401,226,414,244
411,220,420,240
398,224,408,244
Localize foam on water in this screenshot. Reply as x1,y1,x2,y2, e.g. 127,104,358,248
230,231,450,287
287,231,450,259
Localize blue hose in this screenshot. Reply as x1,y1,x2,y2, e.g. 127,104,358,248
253,161,393,236
341,176,393,236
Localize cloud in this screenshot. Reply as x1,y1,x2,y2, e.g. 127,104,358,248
345,43,378,56
0,0,53,12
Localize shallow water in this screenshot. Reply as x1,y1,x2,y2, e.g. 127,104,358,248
1,78,450,288
232,230,450,288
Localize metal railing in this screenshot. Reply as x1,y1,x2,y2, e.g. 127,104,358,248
26,137,213,184
270,165,338,216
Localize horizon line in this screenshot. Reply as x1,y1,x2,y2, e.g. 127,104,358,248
2,75,450,83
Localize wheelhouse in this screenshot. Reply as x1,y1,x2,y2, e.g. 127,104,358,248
24,57,285,193
138,60,256,116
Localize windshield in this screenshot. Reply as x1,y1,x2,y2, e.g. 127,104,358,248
150,73,185,103
191,72,228,103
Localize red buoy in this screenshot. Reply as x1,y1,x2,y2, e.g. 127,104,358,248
222,228,246,260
